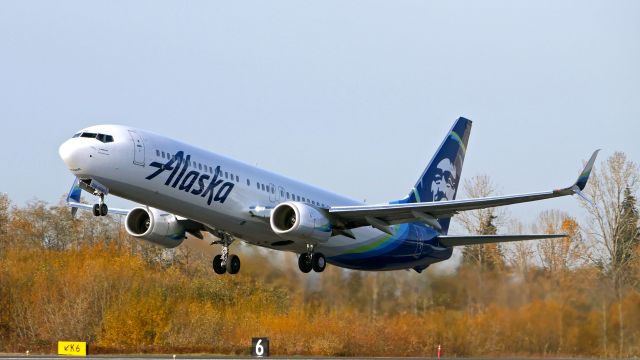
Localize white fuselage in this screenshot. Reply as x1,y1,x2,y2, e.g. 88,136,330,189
59,124,447,271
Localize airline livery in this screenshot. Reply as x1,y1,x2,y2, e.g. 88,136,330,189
59,118,599,274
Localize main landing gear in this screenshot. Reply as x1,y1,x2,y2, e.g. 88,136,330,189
211,231,240,275
92,194,108,216
298,244,326,273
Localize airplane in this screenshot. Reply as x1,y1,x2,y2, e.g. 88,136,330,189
58,117,599,274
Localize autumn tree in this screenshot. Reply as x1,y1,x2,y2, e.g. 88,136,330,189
580,151,640,357
503,219,534,275
0,193,9,254
533,210,586,273
458,175,506,270
618,187,639,285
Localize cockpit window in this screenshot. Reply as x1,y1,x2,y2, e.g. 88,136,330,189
76,132,114,143
72,132,81,138
81,132,98,139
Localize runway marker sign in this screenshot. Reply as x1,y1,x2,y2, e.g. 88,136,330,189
58,341,87,356
251,337,269,357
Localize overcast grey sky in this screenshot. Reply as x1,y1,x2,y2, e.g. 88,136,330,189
0,0,639,227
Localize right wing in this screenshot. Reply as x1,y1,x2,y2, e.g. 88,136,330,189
328,150,599,231
66,178,207,239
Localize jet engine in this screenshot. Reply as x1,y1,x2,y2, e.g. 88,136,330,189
125,207,185,248
270,202,332,244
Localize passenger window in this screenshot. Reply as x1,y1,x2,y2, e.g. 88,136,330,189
209,166,213,174
156,150,160,157
261,184,265,191
246,179,250,186
198,163,202,170
272,188,275,194
256,182,260,189
225,172,228,179
302,197,305,202
236,175,239,182
297,195,301,201
286,192,290,199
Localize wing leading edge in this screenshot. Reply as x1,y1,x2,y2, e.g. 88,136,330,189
329,150,600,231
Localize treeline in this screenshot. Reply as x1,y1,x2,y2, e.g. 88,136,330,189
0,152,639,357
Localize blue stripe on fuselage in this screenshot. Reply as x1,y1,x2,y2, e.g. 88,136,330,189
327,223,452,271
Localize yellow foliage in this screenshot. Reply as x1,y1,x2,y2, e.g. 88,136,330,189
1,198,640,357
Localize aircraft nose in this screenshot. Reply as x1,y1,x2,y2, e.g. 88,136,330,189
59,139,85,171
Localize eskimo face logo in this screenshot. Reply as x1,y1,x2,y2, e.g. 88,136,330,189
430,158,457,201
145,151,234,205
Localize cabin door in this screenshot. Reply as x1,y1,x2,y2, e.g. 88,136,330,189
128,130,145,166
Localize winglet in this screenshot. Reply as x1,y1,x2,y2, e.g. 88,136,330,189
574,149,600,191
66,177,82,218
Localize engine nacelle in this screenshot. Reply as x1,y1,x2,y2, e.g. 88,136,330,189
125,207,185,248
270,202,332,244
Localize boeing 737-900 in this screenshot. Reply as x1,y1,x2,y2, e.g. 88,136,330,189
58,118,598,274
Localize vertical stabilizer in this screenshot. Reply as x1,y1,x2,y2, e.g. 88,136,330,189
401,117,472,234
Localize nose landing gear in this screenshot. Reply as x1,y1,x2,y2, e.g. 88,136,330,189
93,194,109,216
92,194,108,217
76,179,109,217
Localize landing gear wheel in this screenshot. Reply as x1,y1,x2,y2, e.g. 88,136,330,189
92,204,100,217
99,203,108,216
227,254,241,274
212,254,226,274
312,253,326,272
298,253,313,273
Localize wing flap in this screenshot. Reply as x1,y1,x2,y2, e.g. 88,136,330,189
439,234,566,247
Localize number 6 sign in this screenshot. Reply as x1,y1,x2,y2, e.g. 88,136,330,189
252,337,269,357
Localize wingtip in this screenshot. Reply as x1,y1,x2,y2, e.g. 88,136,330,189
66,177,82,203
574,149,600,191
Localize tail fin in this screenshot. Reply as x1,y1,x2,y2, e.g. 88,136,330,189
401,117,472,233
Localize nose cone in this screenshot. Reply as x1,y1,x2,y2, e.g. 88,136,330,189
59,139,85,171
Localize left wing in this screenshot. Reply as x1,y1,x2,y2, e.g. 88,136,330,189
329,150,599,231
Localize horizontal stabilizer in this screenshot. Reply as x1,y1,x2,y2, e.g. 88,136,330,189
438,234,566,247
